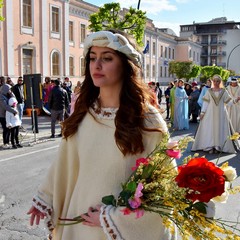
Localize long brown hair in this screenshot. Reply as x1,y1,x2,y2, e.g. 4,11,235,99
62,33,162,156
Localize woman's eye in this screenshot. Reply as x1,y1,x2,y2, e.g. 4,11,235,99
102,57,112,62
89,57,96,62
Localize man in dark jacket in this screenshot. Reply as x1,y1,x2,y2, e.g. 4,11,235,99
0,84,18,148
11,76,25,122
48,79,69,138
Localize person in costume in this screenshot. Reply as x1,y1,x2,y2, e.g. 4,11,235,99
169,79,178,124
27,30,175,240
173,79,189,130
197,78,212,108
226,78,240,133
192,75,240,154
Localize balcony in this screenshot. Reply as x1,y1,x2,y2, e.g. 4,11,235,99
201,41,209,45
201,52,208,57
218,40,227,45
217,62,226,67
194,29,227,35
217,51,226,56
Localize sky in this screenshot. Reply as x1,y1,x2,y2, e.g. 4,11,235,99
85,0,240,36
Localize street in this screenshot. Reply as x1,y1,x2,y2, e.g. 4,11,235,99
0,119,240,239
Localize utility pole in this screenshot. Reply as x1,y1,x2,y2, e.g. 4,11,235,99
137,0,141,9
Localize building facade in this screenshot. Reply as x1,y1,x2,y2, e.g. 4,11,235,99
180,17,240,74
0,0,201,85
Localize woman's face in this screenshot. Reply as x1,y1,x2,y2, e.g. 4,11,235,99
89,46,124,89
212,78,221,87
206,79,211,87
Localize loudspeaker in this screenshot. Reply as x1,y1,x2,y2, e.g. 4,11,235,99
23,74,43,108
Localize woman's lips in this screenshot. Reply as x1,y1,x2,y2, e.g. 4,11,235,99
92,73,104,78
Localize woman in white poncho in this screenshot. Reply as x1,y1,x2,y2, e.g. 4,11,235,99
27,30,175,240
192,74,240,154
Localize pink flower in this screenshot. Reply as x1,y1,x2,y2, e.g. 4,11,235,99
120,208,132,215
134,209,144,219
129,198,142,209
120,208,145,219
128,183,144,209
131,158,149,171
135,183,143,198
166,149,181,159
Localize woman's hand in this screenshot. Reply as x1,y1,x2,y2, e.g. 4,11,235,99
81,205,102,227
199,112,205,120
27,206,46,226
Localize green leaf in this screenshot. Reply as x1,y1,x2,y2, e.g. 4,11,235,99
102,195,116,206
193,202,207,214
126,181,137,192
142,165,155,179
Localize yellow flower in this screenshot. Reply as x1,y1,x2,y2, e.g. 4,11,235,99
229,132,240,140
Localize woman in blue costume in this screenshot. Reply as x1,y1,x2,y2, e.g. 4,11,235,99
173,79,189,130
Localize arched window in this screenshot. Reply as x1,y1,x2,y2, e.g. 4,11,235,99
51,51,60,76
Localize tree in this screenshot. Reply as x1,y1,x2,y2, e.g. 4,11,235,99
169,61,193,79
187,64,202,80
0,0,4,21
201,66,230,82
88,3,146,46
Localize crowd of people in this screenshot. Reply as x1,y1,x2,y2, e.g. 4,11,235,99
0,75,82,148
155,76,240,154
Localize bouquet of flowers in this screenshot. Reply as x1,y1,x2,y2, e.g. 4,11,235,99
59,133,240,239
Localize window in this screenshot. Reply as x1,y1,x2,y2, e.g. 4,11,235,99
22,49,33,74
152,42,156,56
69,21,74,42
172,49,175,59
80,57,85,76
80,24,86,44
52,51,60,76
160,46,163,57
69,56,74,76
152,65,155,78
52,6,60,33
160,66,163,77
189,49,192,58
23,0,32,27
168,48,171,59
165,47,167,58
164,67,167,77
146,64,150,78
193,51,195,61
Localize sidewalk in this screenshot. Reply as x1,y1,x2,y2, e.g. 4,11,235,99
0,114,61,146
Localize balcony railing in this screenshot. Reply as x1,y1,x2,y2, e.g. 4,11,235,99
217,62,226,67
217,51,226,56
194,29,227,35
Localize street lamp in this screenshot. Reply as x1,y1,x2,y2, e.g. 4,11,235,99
137,0,141,9
226,43,240,69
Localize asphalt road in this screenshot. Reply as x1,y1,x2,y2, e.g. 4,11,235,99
0,120,240,239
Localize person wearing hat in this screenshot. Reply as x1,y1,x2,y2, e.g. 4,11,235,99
27,30,172,240
0,84,18,149
192,75,240,154
6,96,23,149
226,77,240,133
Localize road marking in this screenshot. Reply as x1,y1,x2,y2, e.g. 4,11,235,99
0,145,59,163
